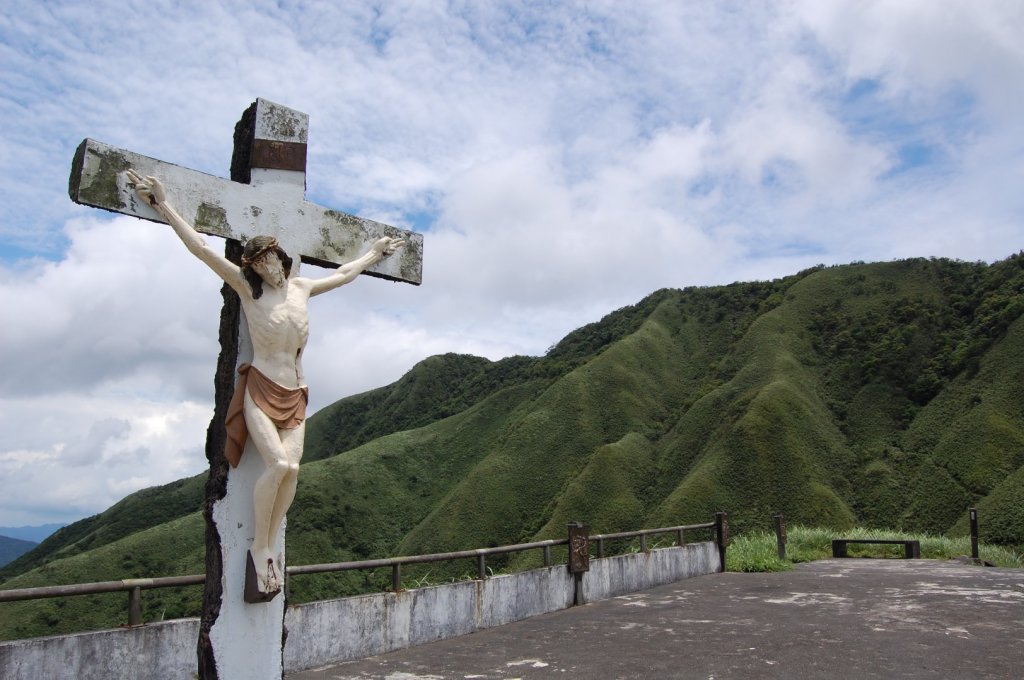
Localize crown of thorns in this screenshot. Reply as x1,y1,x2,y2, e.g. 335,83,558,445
241,236,281,266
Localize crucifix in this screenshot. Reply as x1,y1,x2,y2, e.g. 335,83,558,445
69,98,423,680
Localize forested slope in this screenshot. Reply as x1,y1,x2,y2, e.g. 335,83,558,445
3,254,1022,639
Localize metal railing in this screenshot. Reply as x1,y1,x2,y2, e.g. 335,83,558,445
0,574,205,627
0,516,725,629
591,522,712,558
289,536,571,592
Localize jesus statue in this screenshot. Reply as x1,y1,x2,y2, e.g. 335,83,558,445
128,170,404,600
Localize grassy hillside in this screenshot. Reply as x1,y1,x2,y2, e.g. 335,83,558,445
0,474,207,582
0,513,206,640
3,254,1023,639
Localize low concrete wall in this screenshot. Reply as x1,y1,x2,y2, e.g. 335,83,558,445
0,617,199,680
585,541,719,602
0,542,720,678
284,562,575,670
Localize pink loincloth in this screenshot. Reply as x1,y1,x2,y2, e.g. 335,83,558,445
225,363,309,468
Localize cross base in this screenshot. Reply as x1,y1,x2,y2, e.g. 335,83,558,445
244,551,283,603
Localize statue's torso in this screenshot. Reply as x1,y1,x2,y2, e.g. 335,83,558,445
240,281,310,388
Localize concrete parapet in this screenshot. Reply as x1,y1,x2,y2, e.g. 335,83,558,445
0,617,199,680
585,542,719,602
478,563,575,628
0,542,718,678
283,564,575,670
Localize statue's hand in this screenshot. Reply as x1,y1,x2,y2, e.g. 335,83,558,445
126,169,167,209
372,236,405,258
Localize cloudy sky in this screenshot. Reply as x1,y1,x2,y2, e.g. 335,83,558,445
1,1,1022,529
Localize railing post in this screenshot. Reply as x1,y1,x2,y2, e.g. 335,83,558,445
127,586,143,627
640,533,647,552
392,563,401,592
676,528,685,546
714,512,729,573
969,507,979,560
477,554,487,580
597,537,605,559
567,522,590,606
543,544,551,567
773,514,786,560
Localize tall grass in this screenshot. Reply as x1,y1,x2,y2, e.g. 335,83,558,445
726,525,1023,572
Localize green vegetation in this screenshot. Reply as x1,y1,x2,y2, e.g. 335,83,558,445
3,253,1024,640
0,474,206,580
726,525,1023,572
0,514,206,640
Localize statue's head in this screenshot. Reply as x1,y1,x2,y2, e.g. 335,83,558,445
241,236,293,298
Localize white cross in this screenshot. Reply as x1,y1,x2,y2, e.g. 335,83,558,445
69,98,423,680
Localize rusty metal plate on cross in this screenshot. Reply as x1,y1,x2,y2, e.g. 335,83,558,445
252,139,307,172
568,522,590,573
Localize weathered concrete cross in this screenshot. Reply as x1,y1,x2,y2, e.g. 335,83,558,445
70,100,422,284
69,98,423,680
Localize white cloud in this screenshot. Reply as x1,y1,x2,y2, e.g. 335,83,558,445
0,216,222,399
0,394,210,526
719,63,893,205
796,0,1024,117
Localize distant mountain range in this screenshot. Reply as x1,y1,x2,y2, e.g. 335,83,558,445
0,524,61,569
0,524,65,543
0,525,62,568
2,254,1023,640
0,536,38,568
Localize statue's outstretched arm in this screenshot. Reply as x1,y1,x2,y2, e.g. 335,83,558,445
306,237,404,297
127,170,245,293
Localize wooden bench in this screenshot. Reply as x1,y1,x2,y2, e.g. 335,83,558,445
832,539,921,559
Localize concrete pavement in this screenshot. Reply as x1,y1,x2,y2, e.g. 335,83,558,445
287,559,1024,679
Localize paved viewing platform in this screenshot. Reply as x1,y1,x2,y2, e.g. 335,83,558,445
288,559,1023,679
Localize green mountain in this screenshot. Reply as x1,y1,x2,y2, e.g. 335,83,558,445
2,254,1023,639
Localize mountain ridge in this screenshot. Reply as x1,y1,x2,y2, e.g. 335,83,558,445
2,254,1023,639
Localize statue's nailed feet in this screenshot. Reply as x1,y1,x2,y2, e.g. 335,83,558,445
244,548,282,603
